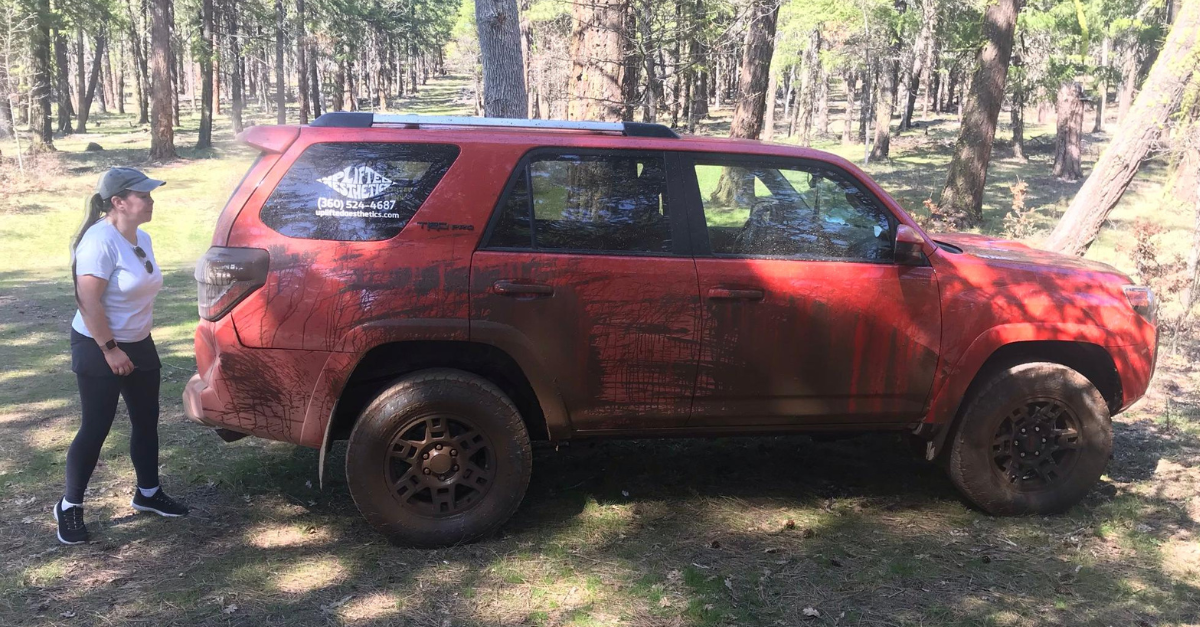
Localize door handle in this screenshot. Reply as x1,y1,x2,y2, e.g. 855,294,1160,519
707,287,765,301
494,280,554,296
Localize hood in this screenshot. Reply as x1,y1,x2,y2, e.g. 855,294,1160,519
931,232,1130,278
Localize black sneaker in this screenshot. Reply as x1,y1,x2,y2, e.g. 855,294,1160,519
53,500,88,545
131,488,188,517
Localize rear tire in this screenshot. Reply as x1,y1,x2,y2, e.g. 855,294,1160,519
948,362,1111,515
345,369,532,547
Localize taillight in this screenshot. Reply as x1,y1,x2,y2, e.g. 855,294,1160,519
1122,285,1156,325
195,247,270,321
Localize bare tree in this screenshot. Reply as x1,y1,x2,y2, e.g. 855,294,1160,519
935,0,1022,226
148,0,176,159
29,0,53,151
197,0,213,147
295,0,308,123
1052,81,1083,181
568,0,629,122
75,29,105,133
1046,0,1200,256
275,0,285,123
476,0,528,118
727,0,778,139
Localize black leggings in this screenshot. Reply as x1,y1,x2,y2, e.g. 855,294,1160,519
65,331,162,504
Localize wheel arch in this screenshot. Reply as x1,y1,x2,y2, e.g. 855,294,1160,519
318,340,557,486
924,338,1122,462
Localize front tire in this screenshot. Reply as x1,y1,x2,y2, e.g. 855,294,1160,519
345,369,532,547
948,362,1112,515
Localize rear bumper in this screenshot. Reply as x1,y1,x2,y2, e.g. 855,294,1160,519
183,373,210,425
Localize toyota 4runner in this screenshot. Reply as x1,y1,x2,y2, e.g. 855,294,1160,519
184,112,1158,546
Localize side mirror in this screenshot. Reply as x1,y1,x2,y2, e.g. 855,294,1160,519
895,224,930,266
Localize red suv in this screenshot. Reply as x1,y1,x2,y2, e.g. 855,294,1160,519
185,113,1158,546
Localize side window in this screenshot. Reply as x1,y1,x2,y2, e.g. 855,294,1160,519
487,152,673,254
259,142,459,241
694,160,895,262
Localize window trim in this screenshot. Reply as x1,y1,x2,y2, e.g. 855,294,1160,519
257,141,461,242
678,153,900,264
479,147,692,257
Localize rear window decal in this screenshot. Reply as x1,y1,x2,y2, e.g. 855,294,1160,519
319,165,394,199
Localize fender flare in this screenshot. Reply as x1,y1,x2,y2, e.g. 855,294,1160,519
310,319,573,487
921,322,1122,460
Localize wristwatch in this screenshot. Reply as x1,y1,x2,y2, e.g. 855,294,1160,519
103,339,117,351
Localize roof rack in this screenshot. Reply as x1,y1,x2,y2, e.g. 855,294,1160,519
308,111,679,139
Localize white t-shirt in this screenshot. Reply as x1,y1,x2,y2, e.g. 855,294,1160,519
71,220,163,342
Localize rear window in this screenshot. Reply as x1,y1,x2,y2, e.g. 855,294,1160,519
259,142,459,241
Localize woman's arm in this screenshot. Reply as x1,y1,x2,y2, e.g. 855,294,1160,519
76,275,135,376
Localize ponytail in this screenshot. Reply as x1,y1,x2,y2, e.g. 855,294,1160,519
71,193,111,306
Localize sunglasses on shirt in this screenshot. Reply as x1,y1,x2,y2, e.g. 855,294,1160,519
133,246,154,274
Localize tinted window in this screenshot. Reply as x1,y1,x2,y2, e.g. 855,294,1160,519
694,160,894,262
487,153,673,254
260,142,459,241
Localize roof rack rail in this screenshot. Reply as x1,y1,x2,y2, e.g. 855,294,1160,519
308,112,679,139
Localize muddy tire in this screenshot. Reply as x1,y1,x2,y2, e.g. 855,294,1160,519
948,362,1112,515
345,369,532,547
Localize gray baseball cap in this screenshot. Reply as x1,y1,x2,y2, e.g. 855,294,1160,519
96,167,165,200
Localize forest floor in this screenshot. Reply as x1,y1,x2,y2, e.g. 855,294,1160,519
0,75,1197,626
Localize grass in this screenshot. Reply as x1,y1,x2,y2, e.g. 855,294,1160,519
0,74,1198,626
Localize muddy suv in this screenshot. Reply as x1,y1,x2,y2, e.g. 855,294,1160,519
185,113,1158,546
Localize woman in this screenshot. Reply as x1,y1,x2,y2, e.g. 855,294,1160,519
56,167,188,545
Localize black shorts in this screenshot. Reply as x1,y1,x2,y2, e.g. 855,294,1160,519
70,329,161,378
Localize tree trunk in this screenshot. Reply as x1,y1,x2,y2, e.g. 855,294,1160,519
567,0,629,122
30,0,54,151
345,57,356,111
924,47,937,121
870,55,897,161
1046,1,1200,256
623,7,640,123
100,43,114,113
791,29,821,145
1095,36,1109,132
116,43,126,114
903,0,937,130
168,0,179,127
0,57,13,138
75,27,85,120
859,66,872,141
713,0,779,206
296,0,309,123
333,56,345,111
1011,85,1026,161
197,0,214,148
843,71,856,146
727,0,779,139
54,30,72,134
1118,41,1138,124
308,41,320,117
229,2,244,133
476,0,528,118
1052,82,1083,181
935,0,1021,226
75,31,105,134
275,0,286,123
816,70,829,136
930,65,940,116
638,0,662,122
128,0,149,125
149,0,176,159
761,62,779,141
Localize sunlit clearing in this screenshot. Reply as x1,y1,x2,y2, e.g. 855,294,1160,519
338,591,400,623
246,523,333,549
273,556,347,594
